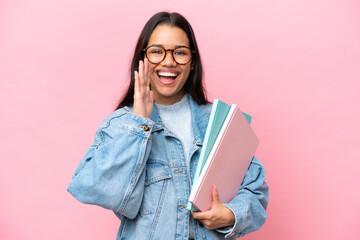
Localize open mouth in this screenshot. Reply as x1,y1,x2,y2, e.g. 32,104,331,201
156,71,179,84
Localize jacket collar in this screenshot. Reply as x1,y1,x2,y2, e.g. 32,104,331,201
148,94,210,146
189,96,210,146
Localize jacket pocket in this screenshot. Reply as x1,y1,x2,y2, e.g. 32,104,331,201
140,159,171,216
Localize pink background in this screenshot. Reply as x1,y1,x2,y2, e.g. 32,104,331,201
1,0,359,239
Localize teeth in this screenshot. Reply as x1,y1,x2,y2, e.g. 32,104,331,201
158,72,178,77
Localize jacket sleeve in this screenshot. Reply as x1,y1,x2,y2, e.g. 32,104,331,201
67,108,155,219
215,156,269,238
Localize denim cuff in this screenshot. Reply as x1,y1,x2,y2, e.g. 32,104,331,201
97,111,155,141
216,203,245,238
122,112,155,137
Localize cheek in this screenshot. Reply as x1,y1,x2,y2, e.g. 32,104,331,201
149,67,158,81
149,65,156,75
181,68,191,82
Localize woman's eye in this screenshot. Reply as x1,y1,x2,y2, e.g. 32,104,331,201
175,51,187,55
150,50,163,54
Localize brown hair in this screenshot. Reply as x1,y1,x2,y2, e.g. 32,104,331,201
115,11,208,109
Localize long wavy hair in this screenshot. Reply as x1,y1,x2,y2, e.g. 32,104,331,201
115,12,209,110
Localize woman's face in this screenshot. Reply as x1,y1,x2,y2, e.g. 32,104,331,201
146,24,192,105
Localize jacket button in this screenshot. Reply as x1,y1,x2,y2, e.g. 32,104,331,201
138,125,150,132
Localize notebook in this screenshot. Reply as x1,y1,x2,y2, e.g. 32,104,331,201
188,104,259,212
187,100,252,211
187,100,231,210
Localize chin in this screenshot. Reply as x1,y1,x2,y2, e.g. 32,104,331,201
153,88,185,104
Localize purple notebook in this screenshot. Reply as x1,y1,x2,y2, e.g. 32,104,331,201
188,104,259,212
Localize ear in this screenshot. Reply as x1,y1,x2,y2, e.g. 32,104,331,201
190,61,195,71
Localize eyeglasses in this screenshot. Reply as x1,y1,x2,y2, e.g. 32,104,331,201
143,45,195,65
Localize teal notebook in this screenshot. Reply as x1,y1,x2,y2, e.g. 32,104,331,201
187,99,252,211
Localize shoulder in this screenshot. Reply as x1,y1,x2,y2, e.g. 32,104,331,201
96,106,134,131
95,106,154,141
204,102,213,113
201,103,213,120
188,95,213,118
100,106,154,127
202,102,213,120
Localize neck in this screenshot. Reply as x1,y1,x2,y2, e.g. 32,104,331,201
154,91,185,105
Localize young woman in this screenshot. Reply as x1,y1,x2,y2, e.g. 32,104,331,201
68,12,269,239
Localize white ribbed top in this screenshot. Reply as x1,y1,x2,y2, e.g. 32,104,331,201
155,94,195,238
155,94,194,163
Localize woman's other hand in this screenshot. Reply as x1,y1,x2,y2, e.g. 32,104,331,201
191,186,235,230
133,58,154,118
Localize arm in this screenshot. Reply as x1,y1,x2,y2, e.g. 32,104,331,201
68,59,154,219
217,156,269,238
67,109,155,219
192,156,269,238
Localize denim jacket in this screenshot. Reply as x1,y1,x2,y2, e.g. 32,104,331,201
67,96,269,239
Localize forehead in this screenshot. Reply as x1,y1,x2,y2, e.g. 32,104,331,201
147,25,190,48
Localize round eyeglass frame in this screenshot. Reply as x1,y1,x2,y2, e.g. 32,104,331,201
142,45,195,65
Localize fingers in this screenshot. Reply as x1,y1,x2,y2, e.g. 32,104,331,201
136,60,151,92
138,60,144,94
212,186,220,204
191,187,234,230
139,60,144,89
144,58,150,87
191,211,216,230
145,59,154,101
134,70,139,94
132,59,154,118
134,60,144,95
199,220,216,230
134,59,143,95
191,210,210,220
191,186,220,220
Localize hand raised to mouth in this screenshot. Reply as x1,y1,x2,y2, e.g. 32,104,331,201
133,58,154,119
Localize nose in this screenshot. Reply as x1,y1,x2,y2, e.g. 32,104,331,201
161,49,177,66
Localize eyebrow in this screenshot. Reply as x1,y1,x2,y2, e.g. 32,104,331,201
149,44,190,48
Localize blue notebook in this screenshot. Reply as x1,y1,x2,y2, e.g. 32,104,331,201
187,99,252,211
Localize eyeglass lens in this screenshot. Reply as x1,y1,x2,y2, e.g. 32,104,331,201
145,46,192,64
